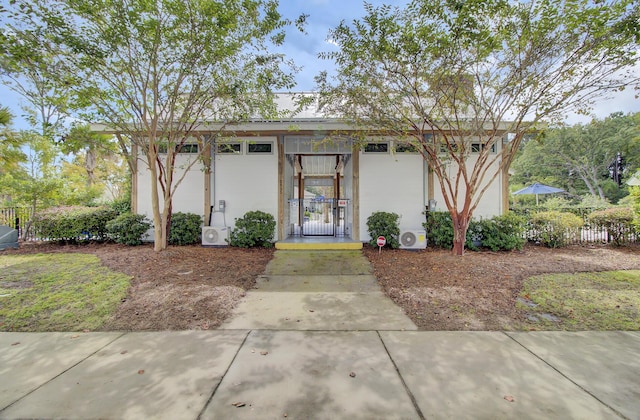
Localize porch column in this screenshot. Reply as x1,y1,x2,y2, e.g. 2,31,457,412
352,147,360,241
131,143,138,214
202,142,212,225
277,138,285,241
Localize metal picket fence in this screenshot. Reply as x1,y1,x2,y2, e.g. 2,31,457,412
0,207,36,241
512,207,638,245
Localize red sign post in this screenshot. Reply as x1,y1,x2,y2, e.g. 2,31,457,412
377,236,386,253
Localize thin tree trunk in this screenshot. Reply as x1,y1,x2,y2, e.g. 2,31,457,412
451,211,470,256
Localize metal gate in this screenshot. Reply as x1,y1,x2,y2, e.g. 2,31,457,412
301,198,336,236
288,199,349,237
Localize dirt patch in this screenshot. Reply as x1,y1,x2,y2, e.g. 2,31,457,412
3,242,273,331
4,241,640,331
363,244,640,330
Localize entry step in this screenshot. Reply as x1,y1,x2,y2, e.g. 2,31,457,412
275,238,363,250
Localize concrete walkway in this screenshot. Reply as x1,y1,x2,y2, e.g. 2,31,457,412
1,251,640,419
220,250,416,331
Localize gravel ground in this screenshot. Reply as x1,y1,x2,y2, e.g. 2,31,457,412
5,241,640,331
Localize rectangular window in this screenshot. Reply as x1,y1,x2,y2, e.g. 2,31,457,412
439,143,460,153
216,142,242,154
176,143,199,154
247,142,273,154
363,142,389,153
471,142,496,153
157,143,199,154
394,142,418,153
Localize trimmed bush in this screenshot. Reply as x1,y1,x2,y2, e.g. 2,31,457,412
465,219,484,251
33,206,117,242
169,212,202,245
425,211,525,251
588,207,635,246
423,211,479,249
229,210,275,248
109,196,131,215
423,211,454,249
480,213,527,251
366,211,400,248
106,213,151,245
530,211,583,248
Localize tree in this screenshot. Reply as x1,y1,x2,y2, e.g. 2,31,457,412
317,0,640,255
512,113,640,202
5,0,304,251
0,28,69,140
0,107,25,180
60,123,123,190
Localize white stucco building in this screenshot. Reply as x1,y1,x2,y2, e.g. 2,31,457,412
130,94,509,248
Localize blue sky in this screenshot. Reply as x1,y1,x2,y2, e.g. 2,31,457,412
1,0,638,130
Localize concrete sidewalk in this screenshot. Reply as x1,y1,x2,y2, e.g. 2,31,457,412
1,331,639,419
2,251,639,419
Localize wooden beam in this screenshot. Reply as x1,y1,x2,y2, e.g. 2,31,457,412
202,142,212,225
131,144,138,214
352,146,360,241
277,137,285,240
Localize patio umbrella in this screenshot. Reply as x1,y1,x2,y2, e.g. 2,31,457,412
512,182,564,205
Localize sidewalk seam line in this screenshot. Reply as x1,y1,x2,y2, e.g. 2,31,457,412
0,332,127,414
503,332,629,420
376,331,425,420
197,329,251,420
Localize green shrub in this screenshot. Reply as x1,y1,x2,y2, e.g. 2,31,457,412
542,196,573,211
366,211,400,248
109,196,131,215
106,213,151,245
423,211,454,249
481,213,527,251
33,206,117,242
423,211,480,250
578,195,610,210
465,219,484,251
169,212,202,245
229,210,275,248
530,211,583,248
588,207,635,246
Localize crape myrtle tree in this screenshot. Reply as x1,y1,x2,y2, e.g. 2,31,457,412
317,0,640,255
5,0,305,251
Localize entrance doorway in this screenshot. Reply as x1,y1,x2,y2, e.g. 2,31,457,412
301,175,337,236
291,154,349,237
283,135,354,240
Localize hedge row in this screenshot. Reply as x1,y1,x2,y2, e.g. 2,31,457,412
32,206,276,247
424,211,527,251
33,206,117,242
426,207,637,250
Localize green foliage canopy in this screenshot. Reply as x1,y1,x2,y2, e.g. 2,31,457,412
3,0,303,251
318,0,639,254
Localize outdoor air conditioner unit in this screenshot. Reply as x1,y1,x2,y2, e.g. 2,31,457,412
201,226,229,246
399,229,427,250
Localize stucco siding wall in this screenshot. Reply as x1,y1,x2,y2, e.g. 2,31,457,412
359,151,426,242
213,137,279,239
431,150,503,219
136,154,205,222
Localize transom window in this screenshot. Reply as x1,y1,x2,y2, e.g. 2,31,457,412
471,142,496,153
216,142,242,154
157,143,199,154
394,142,418,153
247,142,273,154
364,142,389,153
